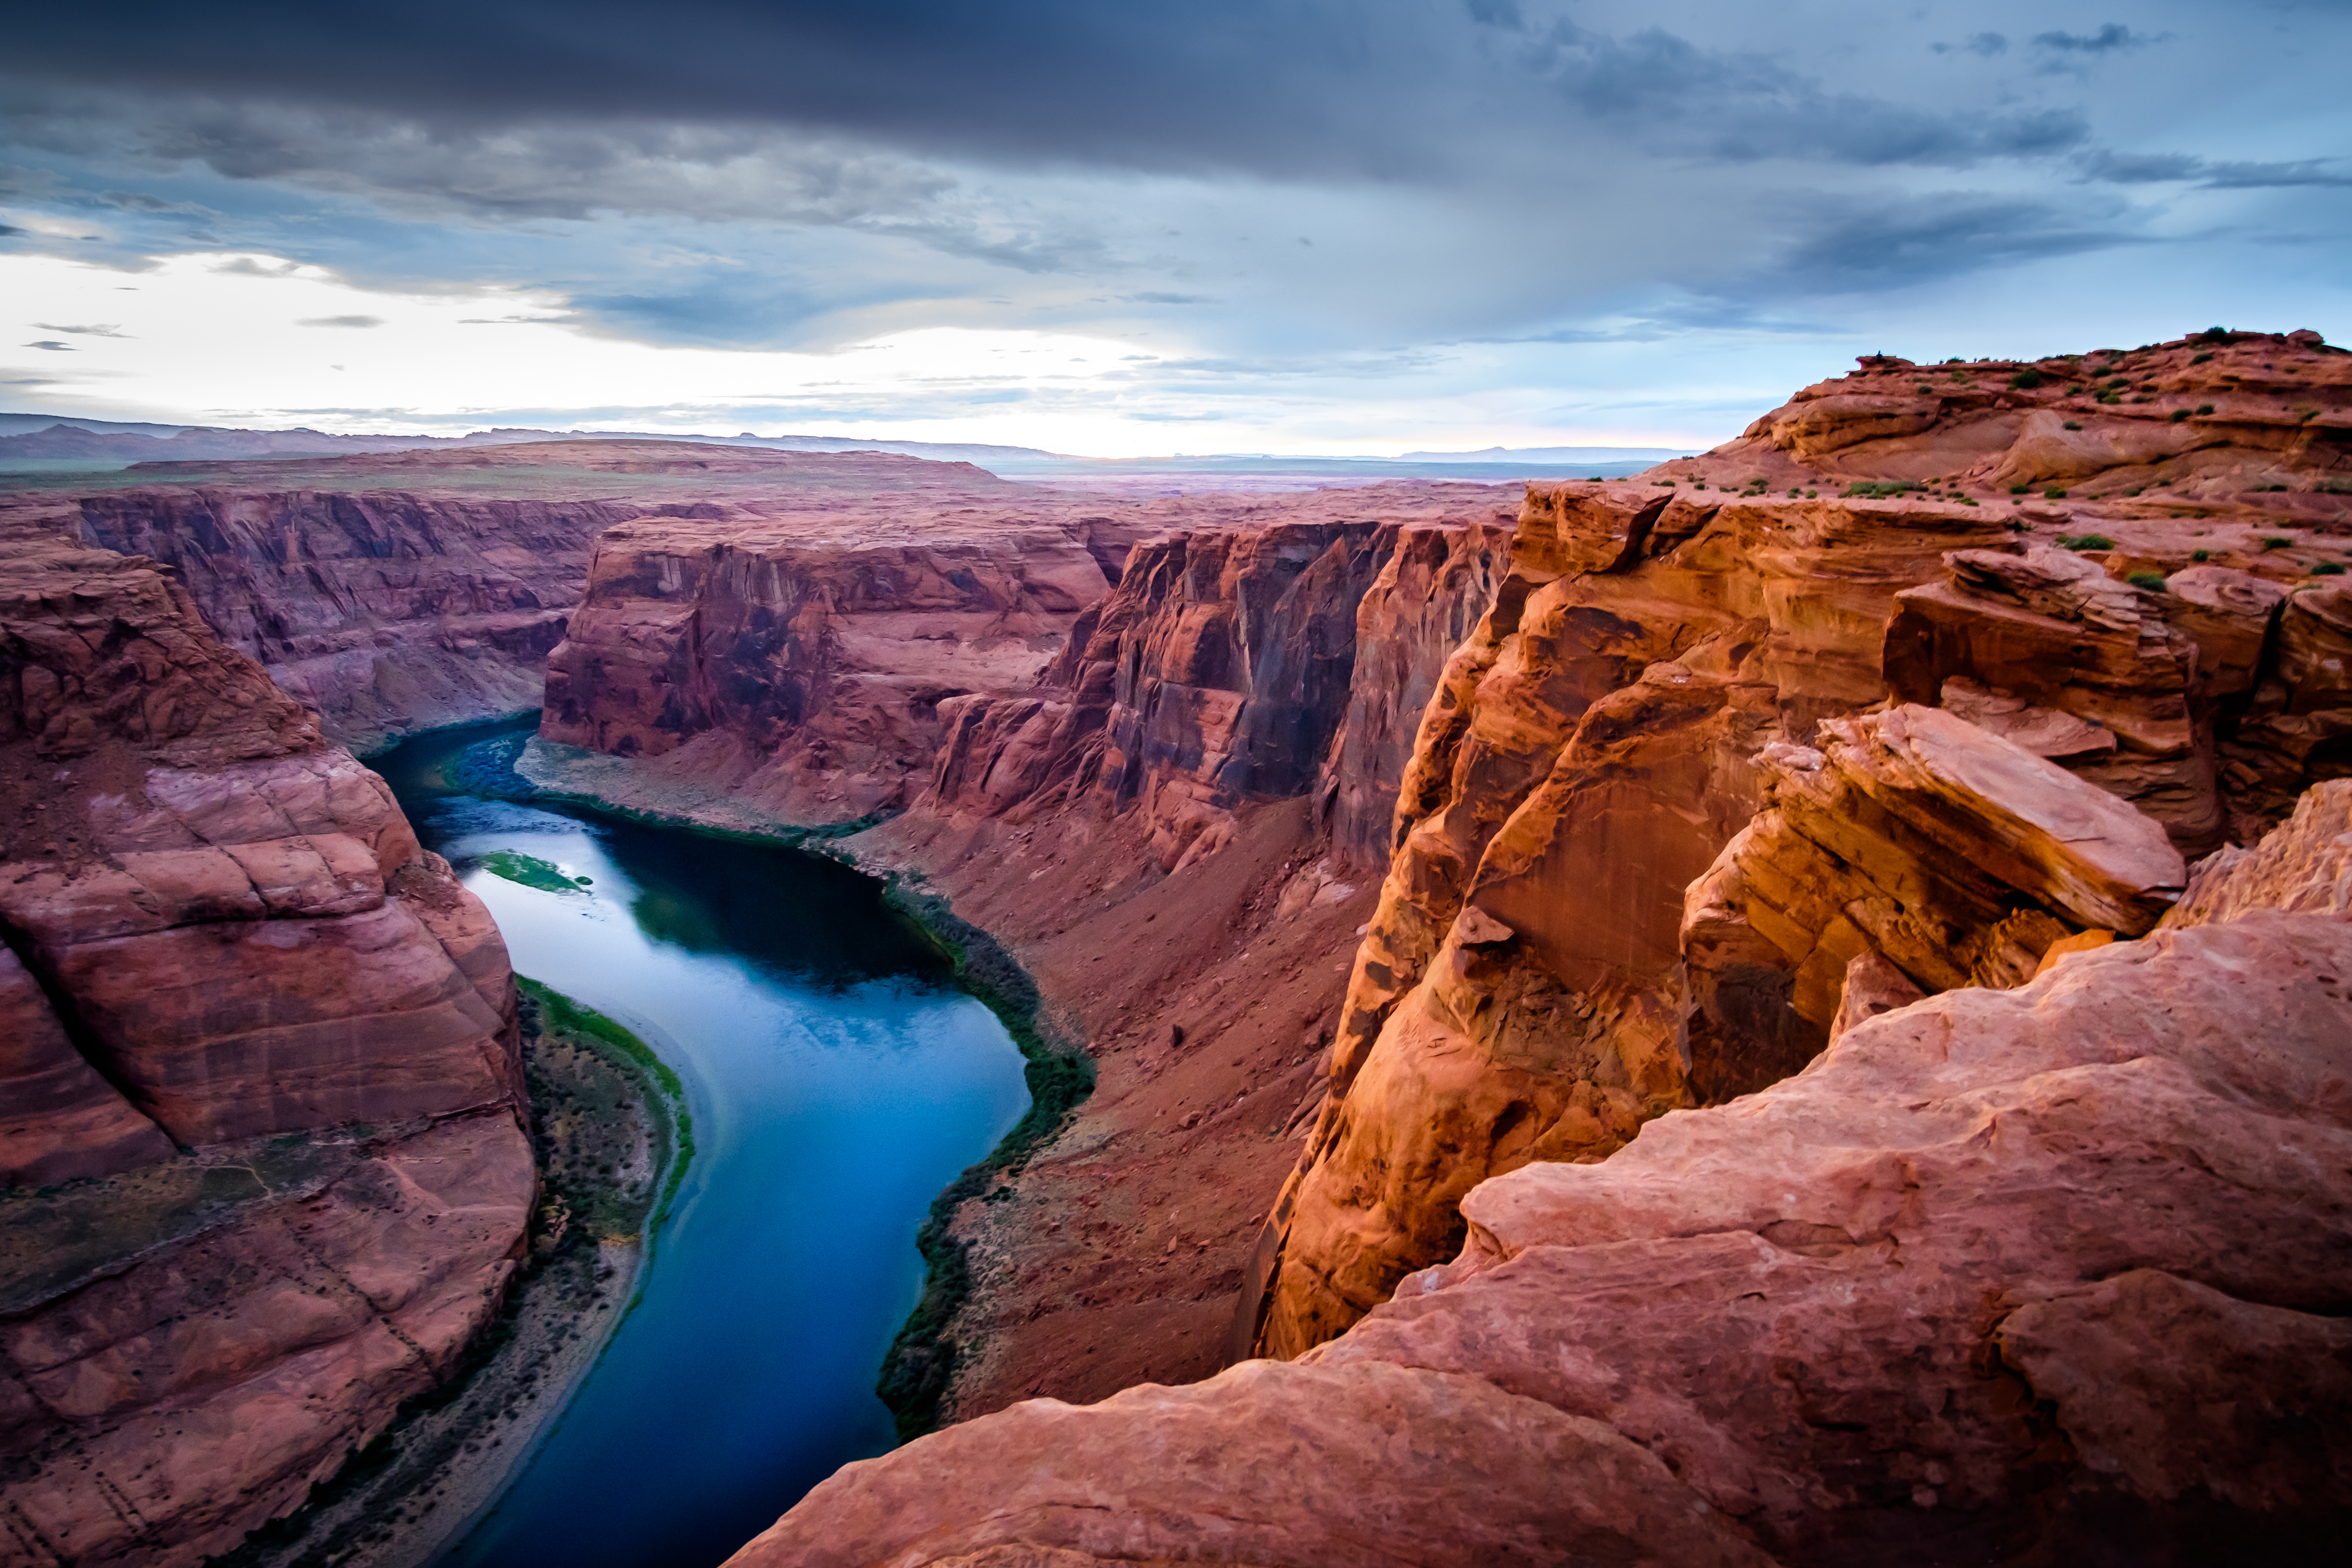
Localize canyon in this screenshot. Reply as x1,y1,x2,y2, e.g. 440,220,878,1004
2,326,2347,1565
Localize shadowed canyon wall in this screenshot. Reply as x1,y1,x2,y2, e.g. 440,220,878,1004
0,513,533,1567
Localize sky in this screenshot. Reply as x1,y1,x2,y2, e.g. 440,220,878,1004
2,1,2347,456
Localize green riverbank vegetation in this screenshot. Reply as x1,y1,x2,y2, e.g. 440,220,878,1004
872,876,1096,1441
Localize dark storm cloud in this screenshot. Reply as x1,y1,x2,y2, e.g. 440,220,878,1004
1742,196,2140,297
2078,150,2352,187
4,1,1479,179
5,1,2136,193
2033,24,2159,53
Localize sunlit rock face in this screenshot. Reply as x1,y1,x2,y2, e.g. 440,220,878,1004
730,786,2352,1566
1250,385,2352,1358
0,512,532,1568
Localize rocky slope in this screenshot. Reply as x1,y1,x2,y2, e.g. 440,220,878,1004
735,780,2352,1566
0,514,533,1567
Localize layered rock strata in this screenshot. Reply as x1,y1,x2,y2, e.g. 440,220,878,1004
1253,452,2351,1357
15,440,1055,752
1699,327,2350,505
539,512,1115,823
525,481,1521,1422
734,785,2352,1565
0,516,533,1567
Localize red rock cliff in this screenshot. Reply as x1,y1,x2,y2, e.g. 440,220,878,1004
733,782,2352,1566
0,516,534,1567
28,440,1048,752
1248,331,2352,1360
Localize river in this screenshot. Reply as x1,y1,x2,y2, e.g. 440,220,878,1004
374,718,1030,1568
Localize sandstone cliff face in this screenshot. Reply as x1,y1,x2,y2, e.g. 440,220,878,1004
18,440,1046,753
1719,328,2349,503
1252,378,2352,1355
923,497,1516,873
733,786,2352,1565
540,511,1114,824
0,516,533,1567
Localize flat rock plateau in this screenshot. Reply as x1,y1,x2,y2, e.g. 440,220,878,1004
5,327,2351,1567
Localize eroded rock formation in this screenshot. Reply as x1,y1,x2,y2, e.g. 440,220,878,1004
14,440,1049,753
0,515,533,1567
1250,372,2352,1356
735,784,2352,1565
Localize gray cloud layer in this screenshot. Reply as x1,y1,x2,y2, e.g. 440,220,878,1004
2,2,2346,423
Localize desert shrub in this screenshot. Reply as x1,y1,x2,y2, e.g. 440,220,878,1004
2127,572,2168,591
2010,369,2044,389
2261,536,2294,550
2172,409,2192,422
2063,420,2082,431
2191,352,2213,364
2196,403,2215,415
2192,548,2211,562
1844,481,1921,499
2201,326,2230,342
2313,562,2347,576
2044,486,2070,499
2010,484,2031,495
2057,533,2116,551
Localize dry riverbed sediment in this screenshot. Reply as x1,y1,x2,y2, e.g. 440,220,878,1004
216,984,683,1568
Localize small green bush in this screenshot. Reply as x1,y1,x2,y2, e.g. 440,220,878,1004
2201,326,2230,342
2261,536,2294,550
2171,409,2192,422
1805,489,1818,498
1844,481,1921,499
2127,572,2168,591
2063,420,2082,431
2192,548,2211,562
2057,533,2116,551
1587,475,1605,481
2010,369,2045,390
2196,403,2215,415
2191,352,2213,364
2044,486,2070,499
2010,484,2031,495
2313,562,2346,576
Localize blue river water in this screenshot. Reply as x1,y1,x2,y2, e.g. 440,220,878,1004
374,719,1029,1568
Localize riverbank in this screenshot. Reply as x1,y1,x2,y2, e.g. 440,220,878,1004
507,727,1367,1436
506,732,1099,1439
216,983,685,1568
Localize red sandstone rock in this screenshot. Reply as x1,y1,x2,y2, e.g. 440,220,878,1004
0,513,531,1567
10,439,1047,751
731,837,2352,1562
540,510,1112,823
730,1359,1773,1568
0,947,175,1185
2162,778,2352,927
